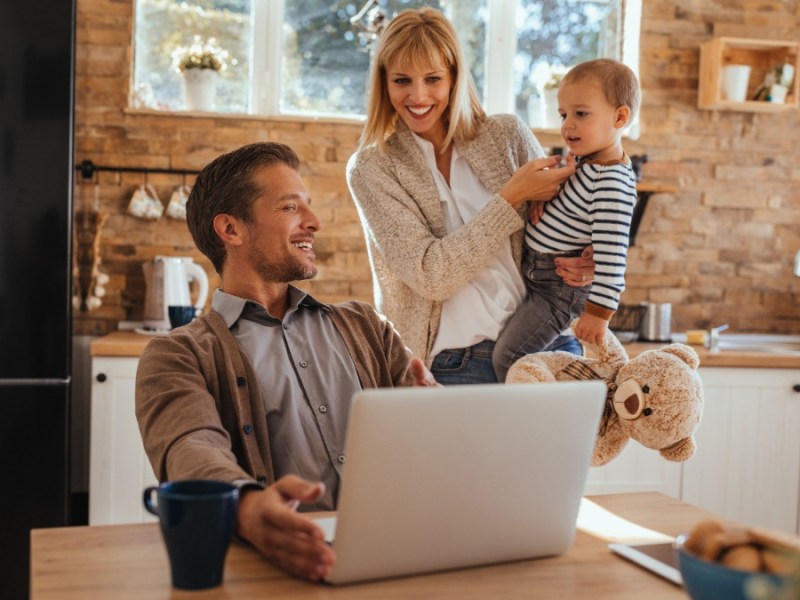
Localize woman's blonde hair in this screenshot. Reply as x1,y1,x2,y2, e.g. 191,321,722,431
358,7,485,153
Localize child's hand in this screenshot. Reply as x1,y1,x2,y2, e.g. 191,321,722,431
574,313,608,346
528,201,546,224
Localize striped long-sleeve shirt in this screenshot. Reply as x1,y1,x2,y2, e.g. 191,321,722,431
525,156,637,320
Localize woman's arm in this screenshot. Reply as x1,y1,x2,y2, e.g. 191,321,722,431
347,150,525,301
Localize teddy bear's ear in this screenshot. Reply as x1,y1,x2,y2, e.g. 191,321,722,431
660,436,696,462
660,343,700,370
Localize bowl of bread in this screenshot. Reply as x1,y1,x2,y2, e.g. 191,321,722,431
676,519,800,600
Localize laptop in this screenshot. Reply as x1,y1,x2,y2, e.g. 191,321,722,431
315,380,606,584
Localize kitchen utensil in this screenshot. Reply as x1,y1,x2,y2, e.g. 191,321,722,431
166,184,191,220
143,256,209,331
609,304,648,343
168,305,196,329
639,302,672,342
143,480,238,590
127,183,164,220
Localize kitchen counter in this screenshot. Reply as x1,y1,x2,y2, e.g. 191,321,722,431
90,331,153,357
624,341,800,369
91,331,800,368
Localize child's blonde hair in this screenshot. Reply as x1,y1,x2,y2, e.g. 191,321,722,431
358,7,485,153
562,59,641,121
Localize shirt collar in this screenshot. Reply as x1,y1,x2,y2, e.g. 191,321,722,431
409,131,460,171
211,285,328,329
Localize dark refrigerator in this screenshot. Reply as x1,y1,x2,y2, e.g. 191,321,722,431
0,2,76,598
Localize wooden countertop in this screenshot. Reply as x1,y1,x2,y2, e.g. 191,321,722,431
624,341,800,369
30,492,710,600
90,331,153,357
91,331,800,369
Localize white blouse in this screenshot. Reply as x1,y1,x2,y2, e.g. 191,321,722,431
411,133,525,357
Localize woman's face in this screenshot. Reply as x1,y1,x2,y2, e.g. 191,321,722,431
386,58,452,147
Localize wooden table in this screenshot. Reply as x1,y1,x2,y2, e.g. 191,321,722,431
31,492,719,599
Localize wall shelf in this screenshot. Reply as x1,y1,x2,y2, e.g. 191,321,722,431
698,37,799,112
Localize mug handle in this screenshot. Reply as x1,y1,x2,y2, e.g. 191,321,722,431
143,487,160,516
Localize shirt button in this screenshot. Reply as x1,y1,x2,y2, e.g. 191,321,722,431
282,324,289,330
319,405,327,414
236,376,246,387
337,455,345,464
243,423,253,435
299,360,308,368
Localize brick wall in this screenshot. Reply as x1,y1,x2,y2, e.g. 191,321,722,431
74,0,800,336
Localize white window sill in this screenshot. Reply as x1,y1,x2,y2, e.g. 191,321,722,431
123,107,366,127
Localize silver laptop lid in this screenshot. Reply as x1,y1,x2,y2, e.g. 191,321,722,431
325,380,606,584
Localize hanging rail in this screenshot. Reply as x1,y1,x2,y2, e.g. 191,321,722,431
76,159,201,180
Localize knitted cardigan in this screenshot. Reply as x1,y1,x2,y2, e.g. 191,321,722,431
346,114,545,363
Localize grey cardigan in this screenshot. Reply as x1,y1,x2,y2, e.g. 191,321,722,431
346,114,545,363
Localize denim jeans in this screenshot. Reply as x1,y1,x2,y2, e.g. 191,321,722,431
431,335,582,386
493,249,589,382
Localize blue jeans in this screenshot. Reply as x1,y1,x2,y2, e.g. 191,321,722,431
493,249,589,383
431,335,582,386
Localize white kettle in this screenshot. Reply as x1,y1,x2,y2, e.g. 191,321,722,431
143,256,209,330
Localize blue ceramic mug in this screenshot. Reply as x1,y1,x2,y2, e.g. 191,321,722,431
143,480,239,590
168,305,196,329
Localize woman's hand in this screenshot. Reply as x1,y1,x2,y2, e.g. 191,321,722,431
500,154,576,208
555,246,595,287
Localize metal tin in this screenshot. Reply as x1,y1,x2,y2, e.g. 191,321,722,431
639,302,672,342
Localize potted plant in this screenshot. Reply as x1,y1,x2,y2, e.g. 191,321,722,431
171,36,230,111
539,65,568,129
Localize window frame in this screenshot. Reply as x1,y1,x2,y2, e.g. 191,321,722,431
133,0,641,128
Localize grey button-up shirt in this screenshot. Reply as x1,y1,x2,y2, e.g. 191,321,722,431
212,287,362,510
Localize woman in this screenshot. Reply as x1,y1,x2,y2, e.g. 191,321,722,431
346,7,594,384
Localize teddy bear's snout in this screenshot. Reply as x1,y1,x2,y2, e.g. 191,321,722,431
613,379,647,420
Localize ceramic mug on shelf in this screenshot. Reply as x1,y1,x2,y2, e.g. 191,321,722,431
127,183,164,220
166,184,191,220
143,480,239,590
720,64,751,102
168,305,196,329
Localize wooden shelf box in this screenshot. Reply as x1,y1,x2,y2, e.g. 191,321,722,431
698,37,799,112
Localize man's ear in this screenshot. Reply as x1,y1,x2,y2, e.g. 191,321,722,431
213,213,244,247
614,105,631,129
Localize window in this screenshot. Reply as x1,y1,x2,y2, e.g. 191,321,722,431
133,0,640,128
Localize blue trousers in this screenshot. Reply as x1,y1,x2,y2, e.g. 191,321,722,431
431,335,582,386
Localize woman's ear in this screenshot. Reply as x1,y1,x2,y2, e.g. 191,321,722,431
614,105,631,129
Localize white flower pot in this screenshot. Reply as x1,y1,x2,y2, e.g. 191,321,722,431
182,68,218,111
543,88,561,129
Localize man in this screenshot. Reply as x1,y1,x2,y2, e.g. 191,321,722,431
136,142,436,581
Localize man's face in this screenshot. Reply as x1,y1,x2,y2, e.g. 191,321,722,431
242,163,322,283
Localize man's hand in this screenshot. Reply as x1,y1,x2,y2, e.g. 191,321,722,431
236,475,335,581
410,356,440,387
555,245,595,287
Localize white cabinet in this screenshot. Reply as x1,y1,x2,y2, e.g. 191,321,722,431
585,442,682,497
89,356,157,525
584,367,800,536
682,368,800,535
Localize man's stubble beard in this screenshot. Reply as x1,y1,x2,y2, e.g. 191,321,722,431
249,245,317,284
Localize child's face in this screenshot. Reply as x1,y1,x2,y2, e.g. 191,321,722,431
557,78,629,161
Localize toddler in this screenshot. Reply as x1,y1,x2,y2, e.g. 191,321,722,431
493,58,641,382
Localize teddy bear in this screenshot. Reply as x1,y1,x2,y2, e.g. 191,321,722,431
506,323,704,466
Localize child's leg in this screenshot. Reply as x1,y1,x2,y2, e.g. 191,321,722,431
493,249,588,382
493,291,570,383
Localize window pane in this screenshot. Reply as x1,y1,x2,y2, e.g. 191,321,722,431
279,0,486,117
514,0,621,128
133,0,253,113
